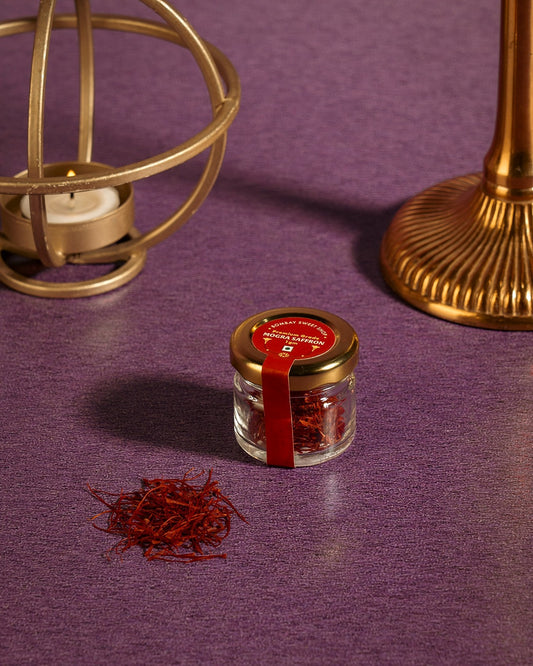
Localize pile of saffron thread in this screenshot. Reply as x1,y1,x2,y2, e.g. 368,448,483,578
88,470,246,562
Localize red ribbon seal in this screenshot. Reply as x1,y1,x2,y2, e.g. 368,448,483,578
252,317,336,467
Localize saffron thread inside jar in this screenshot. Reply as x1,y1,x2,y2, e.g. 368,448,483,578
247,385,348,454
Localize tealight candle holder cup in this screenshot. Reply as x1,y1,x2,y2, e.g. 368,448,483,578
0,162,134,256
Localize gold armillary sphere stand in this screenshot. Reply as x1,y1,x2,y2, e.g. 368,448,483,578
381,0,533,330
0,0,240,298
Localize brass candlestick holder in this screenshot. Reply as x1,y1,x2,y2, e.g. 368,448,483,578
0,0,240,298
381,0,533,330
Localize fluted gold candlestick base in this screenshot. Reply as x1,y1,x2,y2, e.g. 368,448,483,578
382,0,533,330
380,173,533,330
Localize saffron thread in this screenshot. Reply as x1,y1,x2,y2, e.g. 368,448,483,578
87,469,247,562
249,388,346,454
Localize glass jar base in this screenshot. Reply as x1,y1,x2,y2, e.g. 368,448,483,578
234,429,355,467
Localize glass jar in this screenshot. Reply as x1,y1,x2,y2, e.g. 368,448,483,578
230,307,359,467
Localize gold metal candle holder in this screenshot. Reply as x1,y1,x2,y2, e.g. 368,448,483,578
381,0,533,330
0,0,240,298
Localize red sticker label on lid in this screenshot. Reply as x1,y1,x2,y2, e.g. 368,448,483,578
252,317,336,360
252,317,337,468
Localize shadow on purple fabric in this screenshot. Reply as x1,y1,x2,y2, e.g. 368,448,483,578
215,169,403,288
0,250,131,283
84,374,250,463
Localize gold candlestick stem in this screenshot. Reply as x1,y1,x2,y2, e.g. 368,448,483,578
381,0,533,330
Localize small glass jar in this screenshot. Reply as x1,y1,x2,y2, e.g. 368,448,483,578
230,307,359,467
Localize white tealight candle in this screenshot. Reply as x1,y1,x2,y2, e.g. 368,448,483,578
20,186,120,224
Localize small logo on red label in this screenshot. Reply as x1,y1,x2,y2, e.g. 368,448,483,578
252,317,336,360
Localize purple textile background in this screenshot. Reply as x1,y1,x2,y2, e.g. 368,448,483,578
1,0,532,664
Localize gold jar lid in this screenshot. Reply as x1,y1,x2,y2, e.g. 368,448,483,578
230,307,359,391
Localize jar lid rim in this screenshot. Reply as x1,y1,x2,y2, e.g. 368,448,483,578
230,307,359,390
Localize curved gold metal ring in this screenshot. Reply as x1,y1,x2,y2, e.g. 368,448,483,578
0,230,147,298
0,3,241,265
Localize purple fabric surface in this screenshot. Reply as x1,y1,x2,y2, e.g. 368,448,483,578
1,0,532,664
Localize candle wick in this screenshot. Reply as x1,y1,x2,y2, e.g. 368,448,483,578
68,191,76,209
